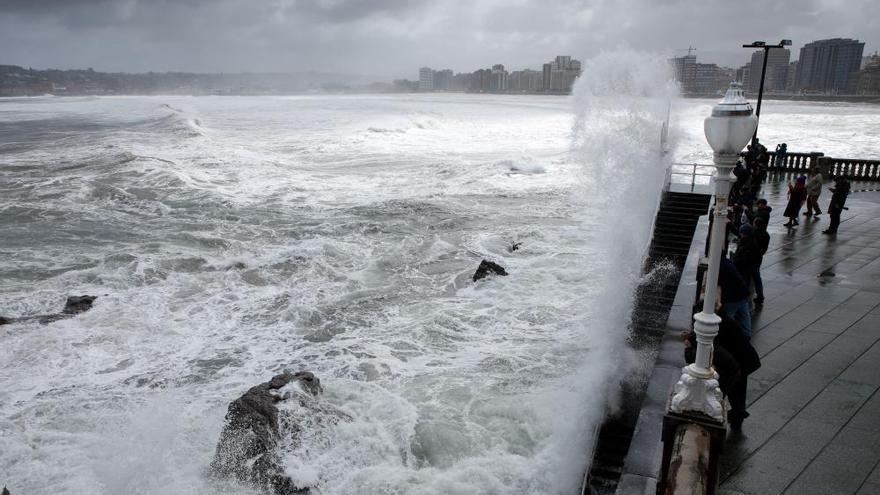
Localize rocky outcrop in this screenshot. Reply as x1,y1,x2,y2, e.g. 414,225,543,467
61,295,96,314
472,260,508,282
0,295,97,326
211,372,323,495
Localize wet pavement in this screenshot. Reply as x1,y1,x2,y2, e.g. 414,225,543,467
719,177,880,495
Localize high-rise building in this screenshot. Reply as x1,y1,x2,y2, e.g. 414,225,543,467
670,54,697,93
851,53,880,95
451,72,472,91
785,61,799,93
510,69,542,92
541,55,582,93
433,69,453,91
736,64,751,89
671,53,733,94
489,64,509,91
747,48,791,93
418,67,434,91
795,38,865,93
471,68,490,92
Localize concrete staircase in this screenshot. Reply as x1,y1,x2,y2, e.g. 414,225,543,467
585,190,710,495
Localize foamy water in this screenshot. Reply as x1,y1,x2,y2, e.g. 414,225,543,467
2,54,879,494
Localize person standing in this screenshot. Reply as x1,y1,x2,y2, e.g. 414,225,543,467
733,223,761,304
683,307,760,430
754,198,772,225
752,217,770,307
719,254,753,338
783,176,807,227
805,167,823,217
774,143,787,170
823,175,851,235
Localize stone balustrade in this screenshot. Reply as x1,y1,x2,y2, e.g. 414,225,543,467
760,151,880,180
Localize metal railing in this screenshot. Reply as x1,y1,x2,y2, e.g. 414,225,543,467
670,162,715,191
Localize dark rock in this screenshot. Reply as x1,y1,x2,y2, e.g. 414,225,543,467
2,485,9,495
62,295,97,314
472,259,508,282
0,295,97,326
211,371,322,495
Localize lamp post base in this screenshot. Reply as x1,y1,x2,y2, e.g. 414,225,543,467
669,368,725,422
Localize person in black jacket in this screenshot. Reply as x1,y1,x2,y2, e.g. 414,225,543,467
719,255,752,338
733,224,761,304
752,217,771,307
823,175,851,235
754,198,772,225
684,302,761,429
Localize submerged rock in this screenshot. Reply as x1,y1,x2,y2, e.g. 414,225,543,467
472,260,508,282
0,295,97,326
211,371,325,494
62,295,96,314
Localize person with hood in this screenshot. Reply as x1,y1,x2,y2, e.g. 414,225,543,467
752,217,771,307
754,198,772,225
805,167,823,217
823,175,851,235
783,176,807,227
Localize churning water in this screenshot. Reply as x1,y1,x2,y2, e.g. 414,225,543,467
1,53,878,494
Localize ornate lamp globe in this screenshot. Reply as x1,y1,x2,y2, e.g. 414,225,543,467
704,82,758,155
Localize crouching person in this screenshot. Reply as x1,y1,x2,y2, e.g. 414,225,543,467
683,301,762,430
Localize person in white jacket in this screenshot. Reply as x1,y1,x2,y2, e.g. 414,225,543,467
805,167,823,217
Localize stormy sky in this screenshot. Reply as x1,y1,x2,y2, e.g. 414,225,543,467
2,0,878,78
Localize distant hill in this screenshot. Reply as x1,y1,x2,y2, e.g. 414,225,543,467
0,65,389,96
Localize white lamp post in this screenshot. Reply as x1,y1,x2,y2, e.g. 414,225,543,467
670,83,758,421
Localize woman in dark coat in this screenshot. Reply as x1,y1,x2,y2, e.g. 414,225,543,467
783,175,807,226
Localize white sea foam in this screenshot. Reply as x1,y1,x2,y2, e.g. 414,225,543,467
2,65,879,495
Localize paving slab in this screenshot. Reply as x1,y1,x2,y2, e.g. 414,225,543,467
716,188,880,495
620,182,880,495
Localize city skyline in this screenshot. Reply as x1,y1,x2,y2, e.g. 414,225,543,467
1,0,878,78
671,37,878,96
414,55,582,93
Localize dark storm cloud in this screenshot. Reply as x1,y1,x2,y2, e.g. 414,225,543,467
1,0,877,77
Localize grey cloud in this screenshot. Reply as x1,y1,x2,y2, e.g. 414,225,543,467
0,0,877,77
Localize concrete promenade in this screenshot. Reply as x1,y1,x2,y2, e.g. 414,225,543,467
719,180,880,495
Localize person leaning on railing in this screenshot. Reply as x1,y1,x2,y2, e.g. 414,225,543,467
774,142,787,170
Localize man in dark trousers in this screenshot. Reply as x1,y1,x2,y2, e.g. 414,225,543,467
823,175,851,235
752,217,771,307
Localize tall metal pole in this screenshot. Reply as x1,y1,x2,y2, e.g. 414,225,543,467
752,47,770,146
743,40,792,147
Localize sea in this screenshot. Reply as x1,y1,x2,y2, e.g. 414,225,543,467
2,53,879,494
